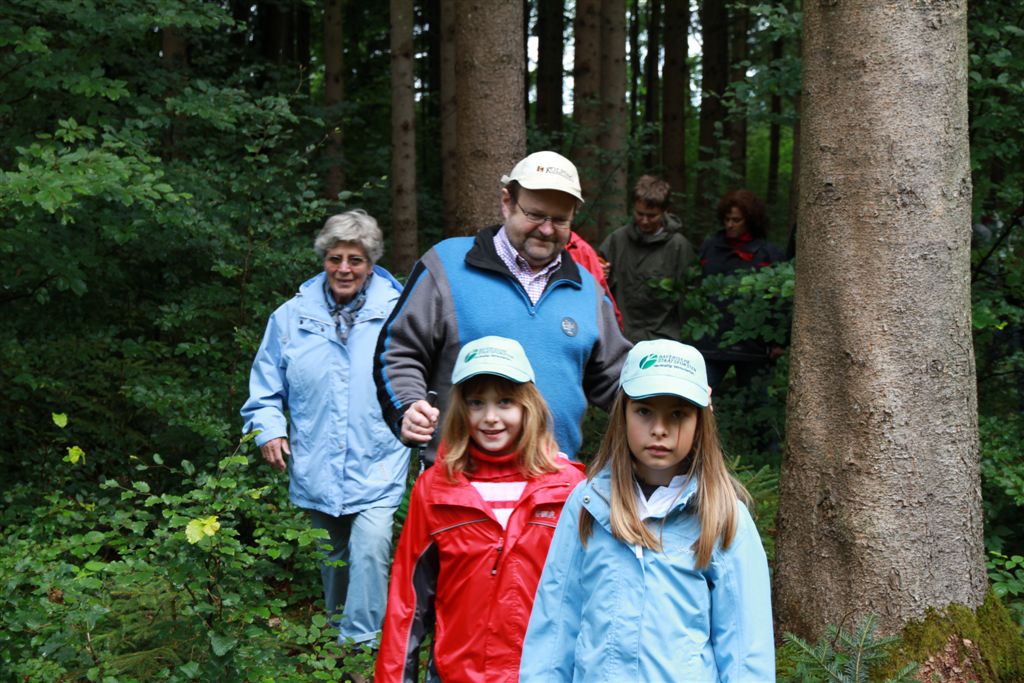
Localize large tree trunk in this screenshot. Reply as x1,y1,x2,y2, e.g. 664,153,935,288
662,0,689,206
766,37,783,207
324,0,345,200
391,0,418,274
161,27,188,157
535,0,564,137
295,2,311,93
573,0,603,241
642,0,662,171
440,0,458,236
696,0,728,209
453,0,526,233
599,0,628,237
629,0,640,133
775,0,986,638
727,3,748,183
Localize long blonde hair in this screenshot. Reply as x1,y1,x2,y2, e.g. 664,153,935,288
579,391,751,569
441,375,561,482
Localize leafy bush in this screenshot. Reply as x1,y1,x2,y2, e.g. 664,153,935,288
779,614,917,683
0,432,374,682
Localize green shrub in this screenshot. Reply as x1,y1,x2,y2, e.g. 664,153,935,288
0,434,373,682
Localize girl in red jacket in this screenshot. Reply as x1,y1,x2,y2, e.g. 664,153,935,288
374,335,585,683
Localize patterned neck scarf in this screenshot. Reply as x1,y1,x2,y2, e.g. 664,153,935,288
324,272,373,344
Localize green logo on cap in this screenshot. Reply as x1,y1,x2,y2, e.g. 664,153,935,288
639,354,658,369
466,350,479,361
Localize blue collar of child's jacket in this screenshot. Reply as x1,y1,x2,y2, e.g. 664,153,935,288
588,464,700,514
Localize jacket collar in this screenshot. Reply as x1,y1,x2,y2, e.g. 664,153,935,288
423,459,582,511
584,465,699,530
626,212,683,246
465,224,583,286
296,268,401,321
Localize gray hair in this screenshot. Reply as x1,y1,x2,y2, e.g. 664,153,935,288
314,209,385,263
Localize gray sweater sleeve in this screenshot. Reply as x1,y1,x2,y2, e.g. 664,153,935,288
582,282,632,411
373,252,456,451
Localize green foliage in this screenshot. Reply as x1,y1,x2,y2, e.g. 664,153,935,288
779,614,918,683
892,593,1024,682
968,4,1024,214
0,435,374,681
987,552,1024,630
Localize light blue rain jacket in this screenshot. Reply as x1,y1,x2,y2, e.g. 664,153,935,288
520,467,775,682
241,268,409,517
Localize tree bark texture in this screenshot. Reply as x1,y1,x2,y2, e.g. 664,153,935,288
440,0,458,235
324,0,345,199
662,0,689,205
296,2,311,93
696,0,728,207
536,0,565,137
629,0,640,132
391,0,418,274
767,37,783,206
599,0,629,237
572,0,603,241
643,0,662,171
453,0,526,233
775,0,986,638
727,3,748,182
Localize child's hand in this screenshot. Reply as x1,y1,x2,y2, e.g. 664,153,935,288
260,437,290,471
402,399,440,445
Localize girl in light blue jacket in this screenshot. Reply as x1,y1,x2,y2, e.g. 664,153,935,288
520,340,774,682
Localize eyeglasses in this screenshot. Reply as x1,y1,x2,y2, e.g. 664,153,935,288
516,201,572,229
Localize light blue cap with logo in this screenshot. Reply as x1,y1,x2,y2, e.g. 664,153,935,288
619,340,710,407
451,336,536,385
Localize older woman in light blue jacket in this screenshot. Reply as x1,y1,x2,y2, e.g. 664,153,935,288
241,209,409,648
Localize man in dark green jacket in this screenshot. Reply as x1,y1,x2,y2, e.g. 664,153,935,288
599,175,696,342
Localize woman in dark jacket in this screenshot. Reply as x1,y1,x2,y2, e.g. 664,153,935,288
698,189,786,390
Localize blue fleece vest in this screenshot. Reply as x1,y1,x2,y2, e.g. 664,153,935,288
435,237,601,457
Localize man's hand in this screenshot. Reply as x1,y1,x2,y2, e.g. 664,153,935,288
260,437,290,472
401,399,440,445
598,256,611,280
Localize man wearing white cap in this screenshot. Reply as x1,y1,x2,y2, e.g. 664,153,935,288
374,151,632,464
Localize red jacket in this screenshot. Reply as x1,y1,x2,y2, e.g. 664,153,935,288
374,457,585,683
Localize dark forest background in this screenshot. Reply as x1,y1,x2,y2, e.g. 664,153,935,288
2,1,1023,679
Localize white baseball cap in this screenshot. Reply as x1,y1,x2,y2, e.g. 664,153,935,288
500,151,584,203
451,336,536,385
619,340,710,407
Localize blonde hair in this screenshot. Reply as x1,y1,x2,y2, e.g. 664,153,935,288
441,375,561,482
579,391,751,569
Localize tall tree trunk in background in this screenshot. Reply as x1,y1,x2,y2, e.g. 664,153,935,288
260,1,288,63
231,1,251,51
787,86,800,237
642,0,662,171
662,0,689,208
696,0,728,209
523,0,531,117
536,0,564,137
440,0,458,235
629,0,640,132
727,3,748,183
766,37,783,206
599,0,628,238
453,0,526,233
324,0,345,199
573,0,603,241
296,2,311,93
776,0,985,638
391,0,418,274
161,27,188,157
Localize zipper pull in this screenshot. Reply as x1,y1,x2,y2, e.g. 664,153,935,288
491,541,504,575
